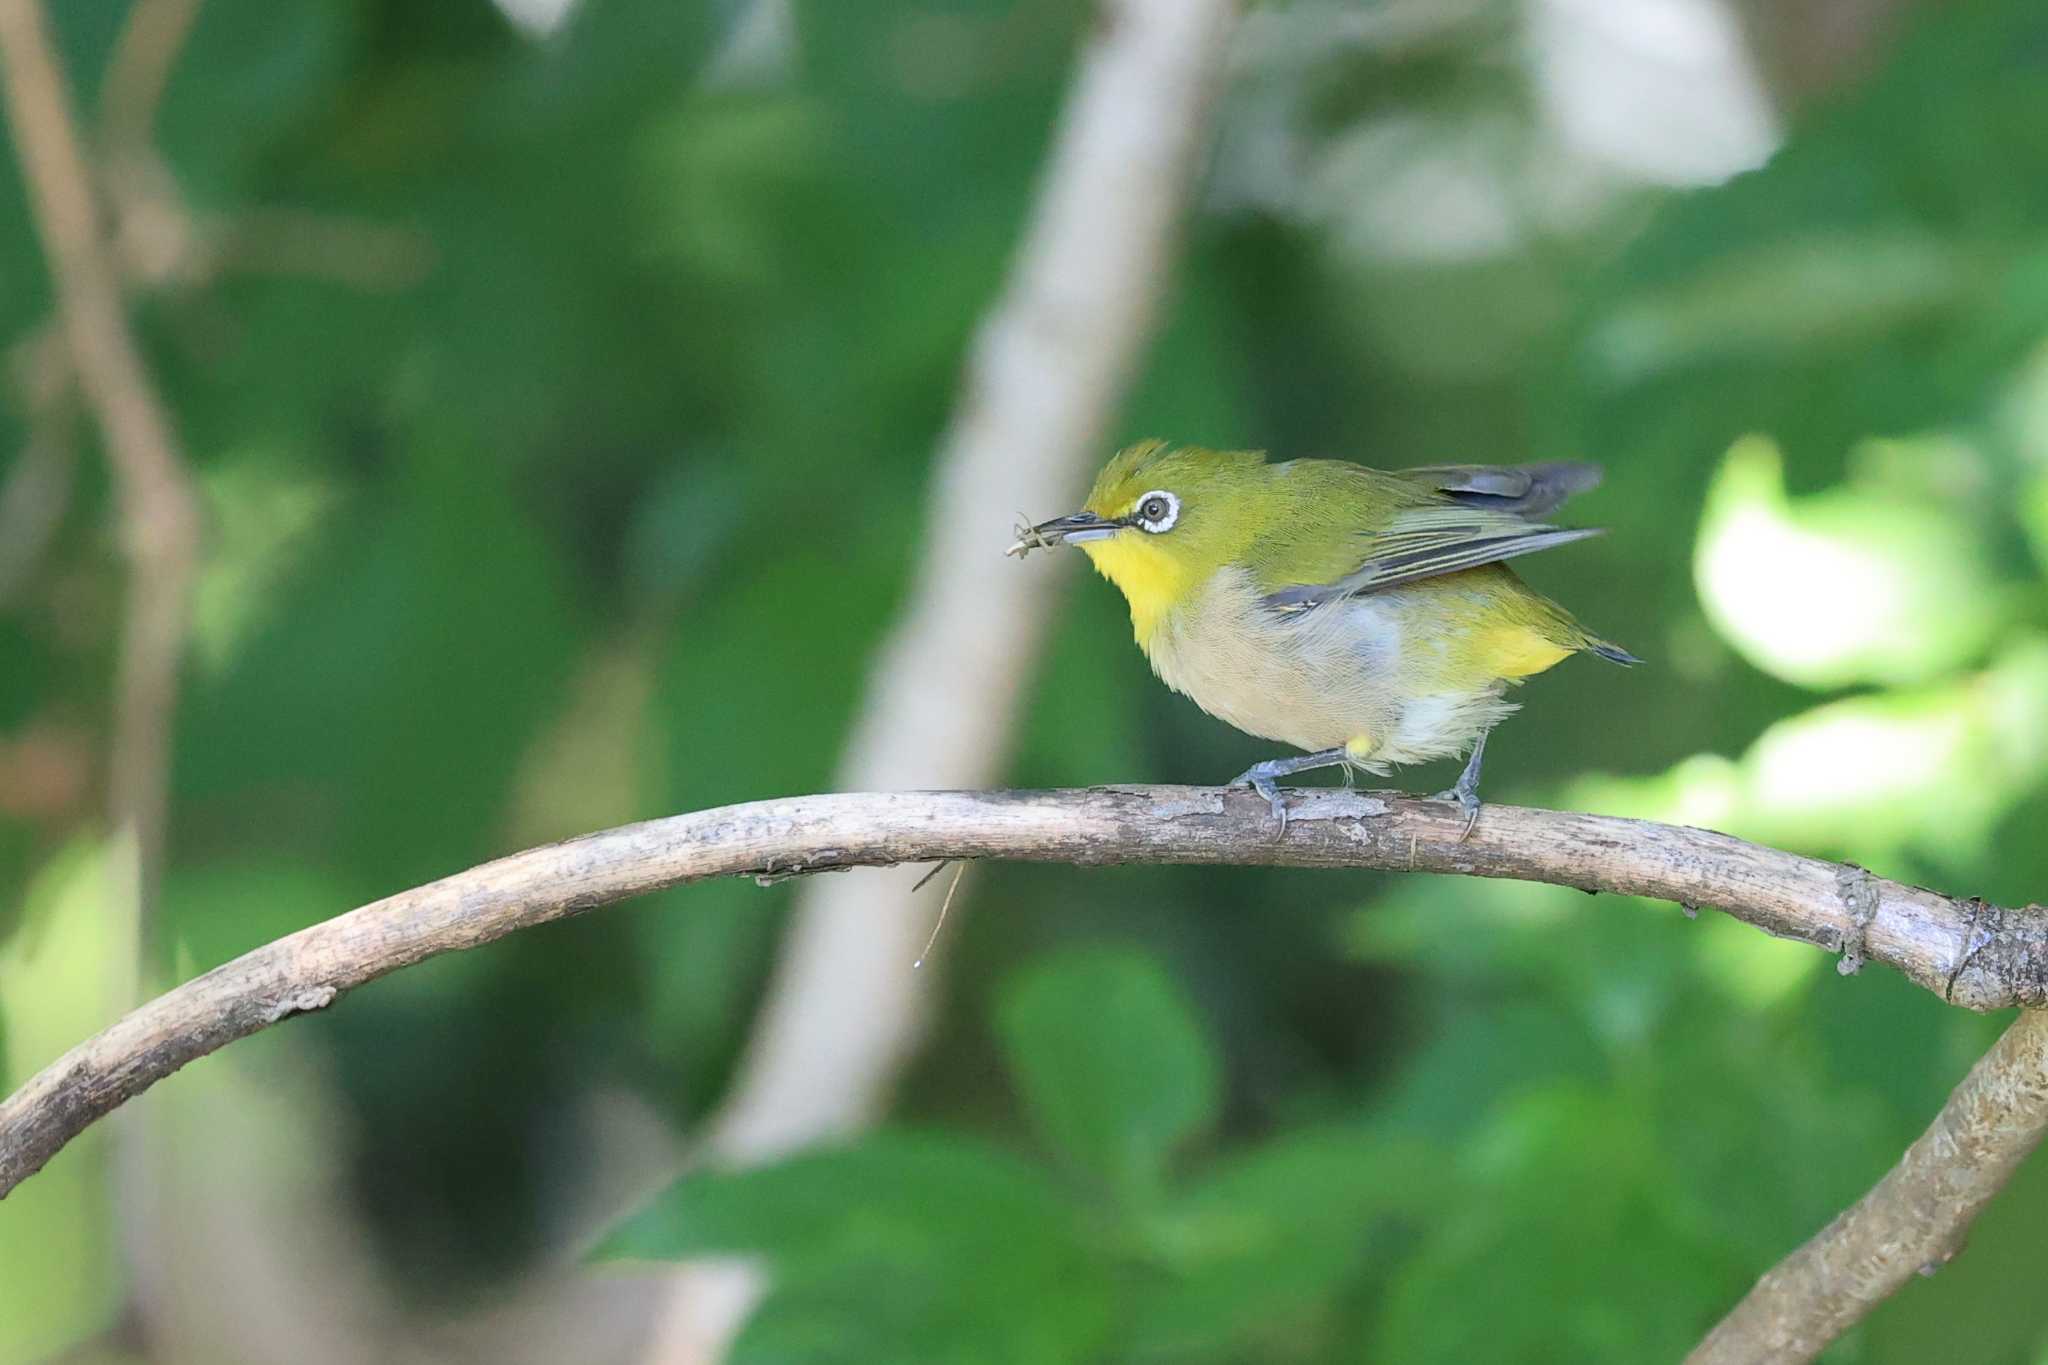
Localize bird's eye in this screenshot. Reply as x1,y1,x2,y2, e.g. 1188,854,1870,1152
1134,490,1179,532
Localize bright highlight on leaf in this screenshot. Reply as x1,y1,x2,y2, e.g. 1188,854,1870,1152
1694,434,2003,689
1744,641,2048,857
1567,636,2048,865
0,843,126,1362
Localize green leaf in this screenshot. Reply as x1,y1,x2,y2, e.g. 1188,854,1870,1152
1372,1083,1726,1364
1130,1128,1457,1356
597,1131,1111,1365
176,442,579,892
597,1130,1063,1265
158,0,356,202
997,948,1220,1200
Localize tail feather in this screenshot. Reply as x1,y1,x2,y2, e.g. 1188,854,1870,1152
1406,461,1605,519
1589,639,1641,667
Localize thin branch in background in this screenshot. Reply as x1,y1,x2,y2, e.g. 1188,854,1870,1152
97,0,432,298
0,0,203,906
1689,1008,2048,1363
0,2,205,1352
641,3,1240,1355
200,207,437,293
97,0,205,290
99,0,206,157
3,784,2044,1199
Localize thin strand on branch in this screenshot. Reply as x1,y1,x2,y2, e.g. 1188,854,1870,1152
4,785,2044,1201
1689,1008,2048,1364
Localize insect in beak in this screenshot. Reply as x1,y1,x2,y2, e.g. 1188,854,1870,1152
1006,511,1123,558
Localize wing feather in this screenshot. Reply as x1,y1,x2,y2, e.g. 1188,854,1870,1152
1259,461,1606,612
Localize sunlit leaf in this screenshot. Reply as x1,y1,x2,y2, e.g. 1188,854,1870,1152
1741,640,2048,860
1695,435,2005,688
0,841,128,1360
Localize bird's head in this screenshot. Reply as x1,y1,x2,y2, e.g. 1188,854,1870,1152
1012,440,1269,638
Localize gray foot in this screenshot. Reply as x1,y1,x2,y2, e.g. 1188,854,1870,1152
1431,731,1489,841
1229,746,1351,834
1232,761,1292,832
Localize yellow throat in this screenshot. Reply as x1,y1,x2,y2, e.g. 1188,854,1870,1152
1079,535,1201,645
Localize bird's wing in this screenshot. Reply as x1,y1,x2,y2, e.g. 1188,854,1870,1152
1396,461,1603,519
1260,462,1606,611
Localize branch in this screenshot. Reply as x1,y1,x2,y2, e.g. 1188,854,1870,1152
3,786,2043,1200
99,0,206,156
1689,1008,2048,1363
0,0,202,899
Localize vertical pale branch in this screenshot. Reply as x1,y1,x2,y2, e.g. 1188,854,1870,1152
1689,1009,2048,1364
640,0,1240,1358
0,0,202,904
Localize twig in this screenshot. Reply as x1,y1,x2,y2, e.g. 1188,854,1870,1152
199,207,436,292
3,784,2043,1199
0,0,203,901
99,0,206,156
1689,1008,2048,1363
913,862,967,970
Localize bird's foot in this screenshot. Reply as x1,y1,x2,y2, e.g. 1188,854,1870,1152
1231,762,1293,834
1431,783,1482,842
1432,732,1489,842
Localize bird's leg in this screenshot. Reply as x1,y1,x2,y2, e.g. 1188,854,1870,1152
1433,730,1489,841
1230,747,1351,832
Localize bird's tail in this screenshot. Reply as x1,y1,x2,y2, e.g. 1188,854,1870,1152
1587,638,1642,667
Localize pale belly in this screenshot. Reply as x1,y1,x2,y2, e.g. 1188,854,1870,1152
1140,567,1515,768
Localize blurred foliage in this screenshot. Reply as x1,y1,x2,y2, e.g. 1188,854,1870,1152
4,0,2048,1361
602,949,1450,1363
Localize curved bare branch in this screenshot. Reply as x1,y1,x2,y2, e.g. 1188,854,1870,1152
3,785,2041,1201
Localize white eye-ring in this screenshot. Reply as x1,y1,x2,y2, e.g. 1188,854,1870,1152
1133,489,1179,533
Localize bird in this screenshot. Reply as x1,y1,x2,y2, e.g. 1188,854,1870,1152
1009,439,1637,835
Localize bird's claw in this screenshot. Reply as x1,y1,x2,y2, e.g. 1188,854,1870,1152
1432,785,1482,842
1233,765,1292,835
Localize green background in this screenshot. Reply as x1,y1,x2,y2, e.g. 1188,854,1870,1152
5,1,2048,1361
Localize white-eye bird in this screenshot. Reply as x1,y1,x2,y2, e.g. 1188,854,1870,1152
1011,440,1637,833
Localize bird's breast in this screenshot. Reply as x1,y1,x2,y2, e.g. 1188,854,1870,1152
1141,567,1406,752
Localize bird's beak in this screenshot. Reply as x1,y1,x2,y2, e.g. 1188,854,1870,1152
1006,511,1122,558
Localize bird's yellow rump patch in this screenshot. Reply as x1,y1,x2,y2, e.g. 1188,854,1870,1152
1472,623,1574,680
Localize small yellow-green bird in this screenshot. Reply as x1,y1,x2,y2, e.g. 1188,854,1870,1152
1011,440,1636,833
